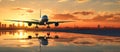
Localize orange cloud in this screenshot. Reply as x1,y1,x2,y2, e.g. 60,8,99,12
58,0,68,2
86,12,120,22
76,0,89,3
12,7,34,13
12,7,24,10
0,0,16,2
73,11,94,15
103,0,120,5
10,0,15,1
26,9,34,13
52,11,94,20
116,0,120,4
52,13,78,20
52,11,120,22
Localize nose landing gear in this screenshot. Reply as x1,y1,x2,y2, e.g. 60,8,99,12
47,24,50,28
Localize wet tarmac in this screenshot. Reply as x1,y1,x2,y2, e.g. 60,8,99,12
0,30,120,52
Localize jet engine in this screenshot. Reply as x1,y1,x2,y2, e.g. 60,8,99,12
28,23,32,26
28,35,32,39
55,22,59,26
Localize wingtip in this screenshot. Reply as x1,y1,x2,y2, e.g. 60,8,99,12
4,19,9,21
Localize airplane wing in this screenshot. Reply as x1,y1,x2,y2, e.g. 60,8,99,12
5,20,40,24
47,21,74,24
31,19,39,22
5,20,74,26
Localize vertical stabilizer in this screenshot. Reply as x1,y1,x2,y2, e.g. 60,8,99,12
40,9,41,18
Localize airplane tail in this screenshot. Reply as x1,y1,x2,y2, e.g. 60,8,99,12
40,9,41,18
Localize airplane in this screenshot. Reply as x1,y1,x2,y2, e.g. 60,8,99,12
4,32,59,45
5,10,74,28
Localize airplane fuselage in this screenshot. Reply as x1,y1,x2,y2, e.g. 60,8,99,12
39,15,49,25
41,15,48,22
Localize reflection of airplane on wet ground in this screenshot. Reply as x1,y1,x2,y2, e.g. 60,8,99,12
4,32,60,52
4,32,59,45
5,11,73,28
4,32,59,51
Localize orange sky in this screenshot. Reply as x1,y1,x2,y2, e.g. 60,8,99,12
0,0,120,28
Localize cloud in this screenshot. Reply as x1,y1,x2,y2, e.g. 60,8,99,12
12,7,34,13
0,0,16,2
10,0,15,1
12,7,24,10
84,12,120,22
73,11,94,15
52,11,94,20
26,9,34,13
117,0,120,4
58,0,68,2
103,0,120,5
103,2,114,5
76,0,89,3
57,0,89,3
52,13,79,20
94,13,120,22
52,11,120,22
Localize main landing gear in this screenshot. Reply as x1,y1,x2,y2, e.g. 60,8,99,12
35,25,39,28
35,25,50,29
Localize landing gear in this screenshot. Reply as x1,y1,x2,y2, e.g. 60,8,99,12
47,26,50,28
35,26,39,28
47,24,50,28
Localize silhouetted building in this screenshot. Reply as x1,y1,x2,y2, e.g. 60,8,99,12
4,24,6,28
97,24,100,29
9,24,12,28
2,24,6,28
22,24,25,28
18,24,20,28
12,23,15,28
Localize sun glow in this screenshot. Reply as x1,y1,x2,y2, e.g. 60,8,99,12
13,30,27,39
17,31,28,42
